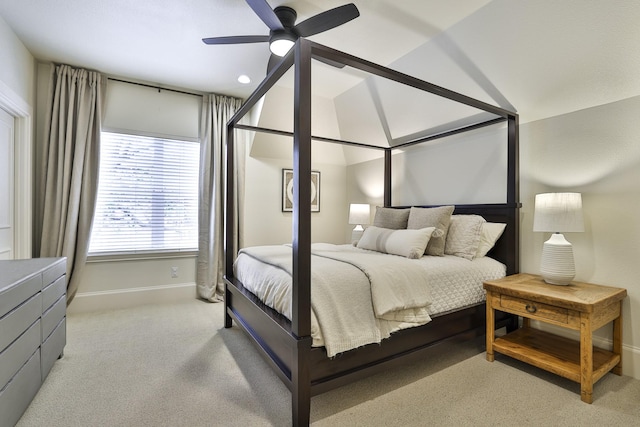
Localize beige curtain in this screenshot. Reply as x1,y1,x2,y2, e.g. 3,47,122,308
38,64,105,304
197,94,244,301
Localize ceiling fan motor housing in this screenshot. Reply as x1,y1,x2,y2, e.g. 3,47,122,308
274,6,297,28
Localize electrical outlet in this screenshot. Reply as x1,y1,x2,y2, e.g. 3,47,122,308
171,266,178,278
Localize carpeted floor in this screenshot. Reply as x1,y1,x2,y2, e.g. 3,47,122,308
16,299,640,426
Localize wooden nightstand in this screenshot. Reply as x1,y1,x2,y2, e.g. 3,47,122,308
484,273,627,403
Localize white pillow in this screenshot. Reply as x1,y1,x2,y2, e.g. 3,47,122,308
357,226,435,259
444,215,486,260
475,222,507,258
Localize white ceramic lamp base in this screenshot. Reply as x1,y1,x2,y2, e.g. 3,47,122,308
351,225,364,245
540,233,576,285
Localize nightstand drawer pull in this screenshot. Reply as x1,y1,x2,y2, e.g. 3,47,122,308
499,295,569,324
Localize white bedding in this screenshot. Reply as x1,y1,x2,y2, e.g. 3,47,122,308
234,243,505,357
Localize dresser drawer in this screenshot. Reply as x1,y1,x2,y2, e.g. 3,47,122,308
41,317,66,381
0,320,40,390
0,350,41,427
500,294,569,324
42,259,66,289
0,293,42,353
0,273,41,319
42,295,66,342
42,275,66,312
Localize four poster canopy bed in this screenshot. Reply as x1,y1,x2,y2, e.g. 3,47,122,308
224,39,520,426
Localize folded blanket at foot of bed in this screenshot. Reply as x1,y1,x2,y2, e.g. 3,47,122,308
235,243,433,357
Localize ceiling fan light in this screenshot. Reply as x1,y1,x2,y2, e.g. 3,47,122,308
269,37,295,57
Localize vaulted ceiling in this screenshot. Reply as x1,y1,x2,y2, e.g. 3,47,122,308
1,0,639,125
0,0,489,98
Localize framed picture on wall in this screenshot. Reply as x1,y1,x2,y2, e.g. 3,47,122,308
282,169,320,212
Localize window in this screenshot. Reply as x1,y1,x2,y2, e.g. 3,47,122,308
89,132,200,255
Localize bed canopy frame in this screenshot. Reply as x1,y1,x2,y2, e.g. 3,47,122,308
224,39,520,426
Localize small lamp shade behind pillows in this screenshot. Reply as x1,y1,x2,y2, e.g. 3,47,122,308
349,203,370,244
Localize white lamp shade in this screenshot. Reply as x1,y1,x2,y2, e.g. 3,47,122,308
533,193,584,233
349,204,370,225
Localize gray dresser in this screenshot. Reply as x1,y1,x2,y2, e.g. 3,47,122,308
0,258,67,427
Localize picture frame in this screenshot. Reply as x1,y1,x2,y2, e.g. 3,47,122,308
282,169,320,212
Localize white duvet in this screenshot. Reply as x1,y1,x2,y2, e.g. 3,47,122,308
234,243,505,357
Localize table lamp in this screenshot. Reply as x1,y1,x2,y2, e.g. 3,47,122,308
349,203,370,244
533,192,584,285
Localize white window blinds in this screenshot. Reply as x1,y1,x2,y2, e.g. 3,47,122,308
89,132,200,255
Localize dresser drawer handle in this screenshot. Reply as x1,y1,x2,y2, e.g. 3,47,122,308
525,304,537,313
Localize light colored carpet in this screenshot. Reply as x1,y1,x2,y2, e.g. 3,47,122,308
16,299,640,426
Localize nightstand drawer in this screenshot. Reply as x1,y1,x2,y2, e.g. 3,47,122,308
500,294,568,323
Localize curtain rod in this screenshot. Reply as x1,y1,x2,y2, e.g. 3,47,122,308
107,77,204,98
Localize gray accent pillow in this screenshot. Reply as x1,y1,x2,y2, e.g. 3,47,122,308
407,206,455,256
372,206,410,230
445,215,486,260
357,226,435,259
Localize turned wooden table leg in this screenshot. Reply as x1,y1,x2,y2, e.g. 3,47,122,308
580,313,594,404
486,291,495,362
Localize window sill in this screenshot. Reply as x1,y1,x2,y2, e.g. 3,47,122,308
87,250,198,263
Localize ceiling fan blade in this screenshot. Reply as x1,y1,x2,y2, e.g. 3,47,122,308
294,3,359,37
202,35,270,45
246,0,284,31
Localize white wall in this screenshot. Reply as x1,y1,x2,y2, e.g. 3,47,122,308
392,123,507,205
102,80,200,140
243,155,347,247
0,15,35,260
0,16,34,103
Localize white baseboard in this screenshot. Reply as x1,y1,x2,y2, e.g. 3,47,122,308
624,343,640,380
67,282,197,315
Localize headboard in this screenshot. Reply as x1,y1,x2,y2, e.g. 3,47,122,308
405,203,520,276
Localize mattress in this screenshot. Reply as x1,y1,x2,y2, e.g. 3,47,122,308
233,243,505,356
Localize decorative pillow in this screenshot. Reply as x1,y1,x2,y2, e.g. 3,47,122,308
475,222,507,258
407,206,454,256
357,226,435,259
372,206,410,230
445,215,486,260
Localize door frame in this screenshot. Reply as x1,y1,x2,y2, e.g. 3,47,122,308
0,79,32,259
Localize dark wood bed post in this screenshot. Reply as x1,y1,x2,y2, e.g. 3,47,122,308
224,120,235,328
384,149,392,207
507,114,520,274
291,39,313,427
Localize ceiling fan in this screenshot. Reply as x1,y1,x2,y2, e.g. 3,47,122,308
202,0,360,73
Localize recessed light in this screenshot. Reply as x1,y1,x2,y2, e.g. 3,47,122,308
238,75,251,84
